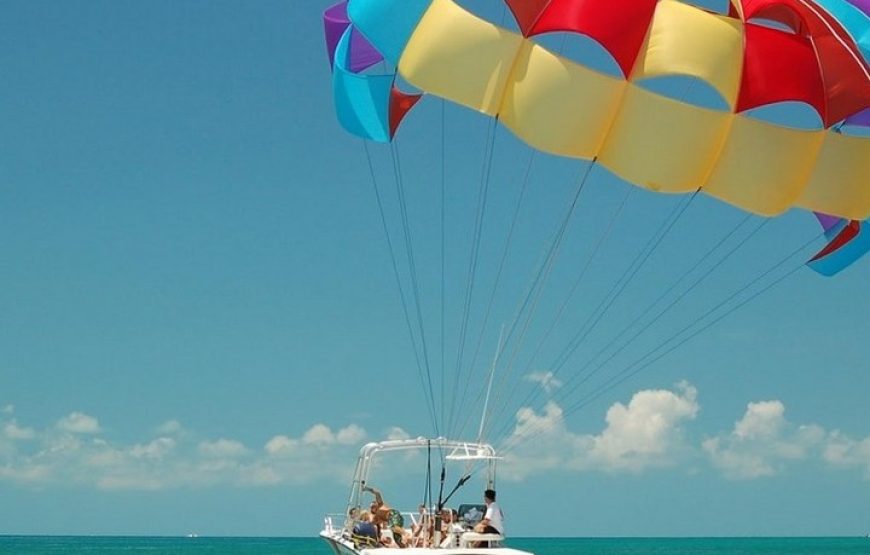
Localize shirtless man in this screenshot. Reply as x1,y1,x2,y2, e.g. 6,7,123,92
363,484,407,547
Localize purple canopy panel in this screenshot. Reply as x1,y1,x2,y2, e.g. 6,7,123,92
324,1,383,73
324,2,349,68
815,212,843,232
845,0,870,16
349,29,383,73
844,107,870,127
814,212,848,241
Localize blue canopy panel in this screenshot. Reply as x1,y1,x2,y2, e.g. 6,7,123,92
814,0,870,63
347,0,431,66
807,219,870,276
332,28,393,142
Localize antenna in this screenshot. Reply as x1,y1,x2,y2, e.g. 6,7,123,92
477,325,504,442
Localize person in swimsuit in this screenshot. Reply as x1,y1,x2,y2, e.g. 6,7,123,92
363,484,407,547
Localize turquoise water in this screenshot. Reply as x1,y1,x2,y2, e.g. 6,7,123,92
2,536,870,554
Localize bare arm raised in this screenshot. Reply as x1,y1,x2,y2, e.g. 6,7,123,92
362,484,384,507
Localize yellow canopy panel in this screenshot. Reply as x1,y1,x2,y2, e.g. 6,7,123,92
598,85,734,194
394,0,869,219
398,0,525,116
704,118,825,216
630,0,745,109
499,42,627,160
798,132,870,220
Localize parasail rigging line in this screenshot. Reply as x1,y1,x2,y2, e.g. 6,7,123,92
363,140,439,437
451,234,560,441
448,28,578,440
569,212,756,383
440,99,446,434
513,77,706,404
478,325,505,443
488,78,707,432
460,149,537,427
423,440,432,512
485,188,700,440
560,233,822,420
447,115,499,439
454,158,600,442
448,149,538,440
548,217,770,415
483,185,641,439
390,139,440,437
552,190,700,375
523,185,637,378
497,210,761,448
499,230,825,455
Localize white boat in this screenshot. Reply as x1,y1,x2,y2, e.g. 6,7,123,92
320,437,534,555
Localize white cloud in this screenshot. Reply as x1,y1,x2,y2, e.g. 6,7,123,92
4,420,36,440
504,382,699,478
303,424,335,445
57,412,101,434
702,401,828,480
295,423,366,447
4,390,869,491
130,438,176,460
588,381,699,471
198,438,248,458
336,424,366,445
0,464,52,484
733,401,785,440
0,411,369,491
264,435,297,455
386,427,410,441
2,405,14,415
525,371,563,394
822,432,870,479
504,386,870,482
155,420,183,435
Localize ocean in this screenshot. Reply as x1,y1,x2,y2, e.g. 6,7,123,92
1,536,869,554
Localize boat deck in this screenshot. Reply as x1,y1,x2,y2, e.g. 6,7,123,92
321,531,532,555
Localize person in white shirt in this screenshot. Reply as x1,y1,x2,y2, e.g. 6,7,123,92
475,489,504,537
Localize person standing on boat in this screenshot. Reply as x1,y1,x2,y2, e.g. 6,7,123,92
475,489,504,536
362,484,407,547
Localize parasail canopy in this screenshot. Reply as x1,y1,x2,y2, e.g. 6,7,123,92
325,0,869,222
321,0,870,447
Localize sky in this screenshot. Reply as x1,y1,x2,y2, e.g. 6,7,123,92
1,0,869,538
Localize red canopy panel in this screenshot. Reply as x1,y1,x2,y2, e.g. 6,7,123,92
738,0,870,126
389,87,422,138
737,23,827,120
503,0,551,34
730,2,809,33
810,219,861,261
503,0,659,77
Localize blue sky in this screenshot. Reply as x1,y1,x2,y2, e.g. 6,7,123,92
1,0,869,538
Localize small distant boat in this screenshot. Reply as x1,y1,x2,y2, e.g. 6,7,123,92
186,533,199,538
319,437,534,555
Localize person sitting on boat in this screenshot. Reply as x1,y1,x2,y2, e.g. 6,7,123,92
351,510,379,548
438,508,459,533
362,484,407,547
344,507,360,535
473,489,504,546
437,508,464,548
410,504,431,547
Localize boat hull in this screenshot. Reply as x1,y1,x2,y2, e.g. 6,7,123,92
320,532,533,555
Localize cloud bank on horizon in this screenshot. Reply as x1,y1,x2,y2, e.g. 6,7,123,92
1,383,869,491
